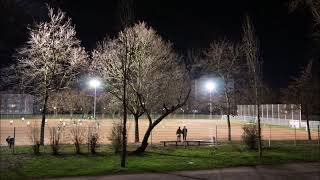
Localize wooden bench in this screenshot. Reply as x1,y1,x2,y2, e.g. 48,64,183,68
160,140,210,147
160,140,179,146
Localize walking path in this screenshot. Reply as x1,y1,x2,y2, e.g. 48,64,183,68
50,162,320,180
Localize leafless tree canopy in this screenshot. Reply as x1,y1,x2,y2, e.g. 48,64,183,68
203,39,241,141
48,90,80,115
282,59,320,140
5,7,88,98
2,7,88,145
204,39,241,106
242,17,263,83
92,22,188,111
242,15,263,157
92,22,191,153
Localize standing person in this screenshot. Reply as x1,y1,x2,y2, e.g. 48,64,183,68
176,127,182,142
182,126,188,141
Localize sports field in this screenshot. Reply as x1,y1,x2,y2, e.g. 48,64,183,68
1,116,318,146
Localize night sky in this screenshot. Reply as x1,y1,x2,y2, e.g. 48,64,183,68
0,0,314,88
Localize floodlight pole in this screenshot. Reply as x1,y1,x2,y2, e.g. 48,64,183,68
209,90,212,119
93,86,97,119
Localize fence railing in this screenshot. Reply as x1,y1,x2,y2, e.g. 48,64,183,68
231,115,320,129
0,113,224,120
1,119,319,148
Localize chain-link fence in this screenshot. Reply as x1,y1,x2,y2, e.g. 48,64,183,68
0,113,224,120
1,118,319,152
237,104,320,129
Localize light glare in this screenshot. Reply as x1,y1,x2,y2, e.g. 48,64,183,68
89,79,101,88
206,81,216,92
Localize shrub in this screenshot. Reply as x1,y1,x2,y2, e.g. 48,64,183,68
28,124,40,155
89,128,99,154
49,127,63,155
108,121,126,154
70,124,85,154
242,123,259,150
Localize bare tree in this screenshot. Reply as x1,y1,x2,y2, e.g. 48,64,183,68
48,91,63,116
49,126,63,155
61,90,79,118
133,62,191,154
118,0,135,28
70,124,86,154
92,22,191,157
98,92,122,119
3,7,88,145
91,27,136,167
28,122,41,155
282,59,320,141
78,91,93,118
126,24,191,154
204,39,241,142
123,88,144,143
242,16,263,157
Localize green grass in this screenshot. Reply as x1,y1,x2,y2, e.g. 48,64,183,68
1,143,319,180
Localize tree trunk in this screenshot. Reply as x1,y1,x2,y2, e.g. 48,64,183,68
255,81,262,158
121,72,127,167
226,94,231,142
40,93,49,145
305,105,312,141
257,103,262,158
134,114,170,154
133,89,191,155
134,114,139,143
227,114,231,142
134,125,153,154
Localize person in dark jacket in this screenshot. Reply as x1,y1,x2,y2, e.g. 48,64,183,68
182,126,188,141
6,136,14,148
176,127,182,142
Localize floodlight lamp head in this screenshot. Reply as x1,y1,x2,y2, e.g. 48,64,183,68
206,81,216,92
89,79,101,88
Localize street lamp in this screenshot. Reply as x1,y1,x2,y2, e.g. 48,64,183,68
181,108,185,120
206,81,216,119
89,79,101,119
53,106,57,117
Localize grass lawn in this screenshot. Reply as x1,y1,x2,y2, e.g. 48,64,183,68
1,143,319,179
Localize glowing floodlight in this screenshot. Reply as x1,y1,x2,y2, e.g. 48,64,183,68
88,78,101,119
89,79,101,88
206,81,216,92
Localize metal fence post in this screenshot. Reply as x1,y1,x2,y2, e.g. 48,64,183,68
262,104,264,121
87,126,90,153
271,104,274,124
216,125,218,143
278,104,280,125
318,125,320,145
151,130,153,147
294,125,297,146
13,127,16,154
299,104,302,128
291,104,293,120
266,104,269,121
269,125,271,148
